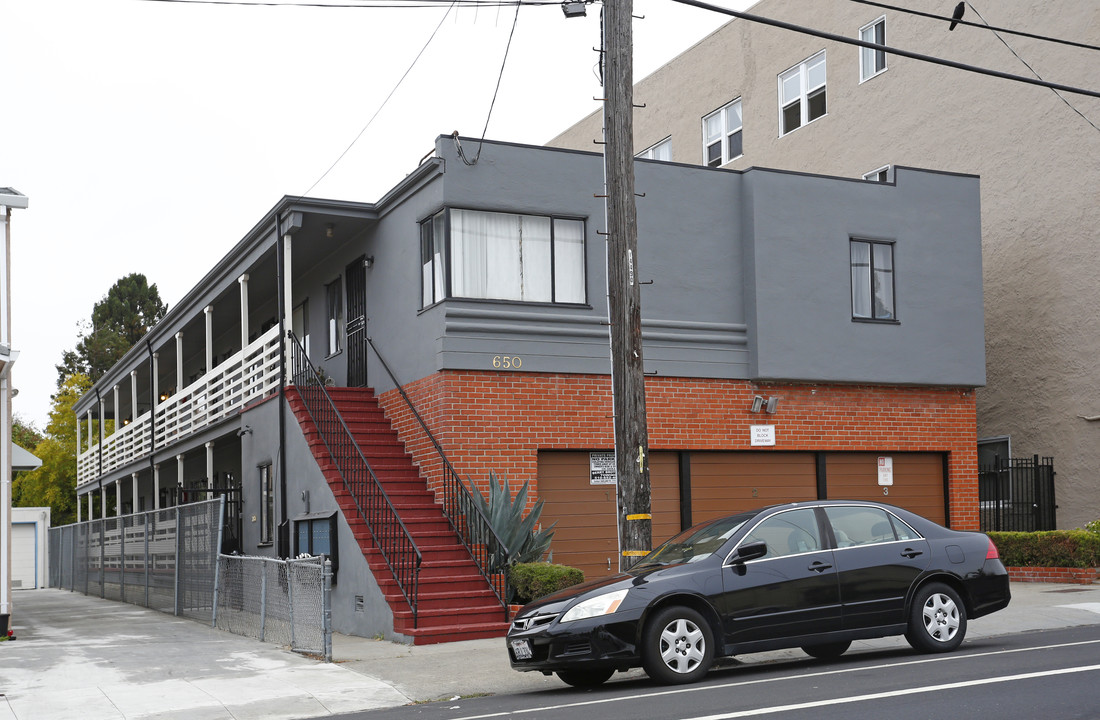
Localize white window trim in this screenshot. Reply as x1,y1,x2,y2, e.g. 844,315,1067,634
638,137,672,162
859,16,888,83
778,51,827,137
701,98,744,167
863,165,893,183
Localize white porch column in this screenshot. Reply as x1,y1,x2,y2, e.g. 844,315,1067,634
76,413,82,456
176,453,185,497
130,370,138,423
153,464,161,510
112,384,119,434
205,442,214,491
88,492,93,520
239,274,249,397
132,473,139,513
175,331,184,392
204,305,213,373
114,478,121,516
97,398,105,449
152,352,160,409
77,494,82,522
100,486,106,518
283,233,293,354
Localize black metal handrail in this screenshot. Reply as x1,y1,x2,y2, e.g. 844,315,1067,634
286,332,422,625
364,335,511,612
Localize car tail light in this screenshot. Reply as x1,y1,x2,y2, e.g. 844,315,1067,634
986,538,1000,560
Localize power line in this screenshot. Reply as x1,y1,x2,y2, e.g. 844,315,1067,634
847,0,1100,53
667,0,1100,100
297,1,458,197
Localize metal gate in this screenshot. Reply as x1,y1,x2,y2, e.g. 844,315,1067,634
978,455,1056,531
345,255,368,387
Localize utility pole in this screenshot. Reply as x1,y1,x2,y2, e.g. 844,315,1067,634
602,0,651,571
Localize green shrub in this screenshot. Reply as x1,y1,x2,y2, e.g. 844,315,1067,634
509,563,584,605
1085,519,1100,535
988,530,1100,569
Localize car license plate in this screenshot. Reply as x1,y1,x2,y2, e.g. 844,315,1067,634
511,639,533,660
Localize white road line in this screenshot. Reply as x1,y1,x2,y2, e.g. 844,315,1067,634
455,639,1100,720
684,664,1100,719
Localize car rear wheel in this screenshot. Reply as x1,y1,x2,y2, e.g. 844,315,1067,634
641,606,714,685
801,640,851,659
556,669,614,687
905,582,967,653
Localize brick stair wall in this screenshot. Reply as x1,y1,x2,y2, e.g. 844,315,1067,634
286,386,509,645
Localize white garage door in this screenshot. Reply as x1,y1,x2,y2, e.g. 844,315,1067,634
11,523,39,589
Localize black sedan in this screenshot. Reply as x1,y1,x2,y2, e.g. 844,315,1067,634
507,500,1010,687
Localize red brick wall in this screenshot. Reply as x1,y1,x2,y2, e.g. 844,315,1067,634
378,371,979,529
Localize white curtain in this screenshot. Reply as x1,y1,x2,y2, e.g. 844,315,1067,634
850,241,871,318
452,209,553,302
554,219,585,303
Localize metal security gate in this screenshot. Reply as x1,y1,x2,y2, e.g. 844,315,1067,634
345,256,368,387
979,455,1056,531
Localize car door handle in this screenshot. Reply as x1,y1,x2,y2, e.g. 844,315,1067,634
808,560,833,573
901,548,924,559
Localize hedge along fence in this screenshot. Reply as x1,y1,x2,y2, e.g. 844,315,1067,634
509,563,585,606
989,530,1100,585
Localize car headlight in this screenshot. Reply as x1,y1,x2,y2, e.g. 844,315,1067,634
559,589,628,623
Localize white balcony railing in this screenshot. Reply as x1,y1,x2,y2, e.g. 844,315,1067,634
77,325,283,489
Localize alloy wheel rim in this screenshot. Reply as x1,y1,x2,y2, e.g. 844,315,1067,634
922,592,960,642
659,618,706,673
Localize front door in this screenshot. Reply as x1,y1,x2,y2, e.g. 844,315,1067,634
345,256,368,387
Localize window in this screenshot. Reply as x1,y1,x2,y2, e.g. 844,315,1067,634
850,239,896,321
259,464,273,545
638,137,671,162
825,506,916,547
421,208,586,306
863,165,893,183
859,17,887,82
294,512,339,576
779,51,827,135
740,508,822,559
702,99,743,167
325,278,342,356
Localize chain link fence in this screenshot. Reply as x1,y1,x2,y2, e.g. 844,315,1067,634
214,555,332,660
49,499,223,623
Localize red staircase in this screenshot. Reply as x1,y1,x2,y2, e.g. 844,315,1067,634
286,386,510,645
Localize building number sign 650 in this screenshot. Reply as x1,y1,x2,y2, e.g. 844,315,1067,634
492,355,523,369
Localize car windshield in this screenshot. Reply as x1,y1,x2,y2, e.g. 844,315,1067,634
637,513,754,566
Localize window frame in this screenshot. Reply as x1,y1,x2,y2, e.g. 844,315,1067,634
638,137,672,162
702,98,744,167
419,207,588,308
859,16,888,83
293,511,339,577
863,165,893,183
850,237,898,322
324,277,343,357
779,51,828,136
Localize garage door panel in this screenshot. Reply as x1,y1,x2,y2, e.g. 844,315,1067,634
689,452,817,526
826,453,945,525
539,451,680,582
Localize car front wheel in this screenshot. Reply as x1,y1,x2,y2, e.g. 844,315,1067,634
905,582,967,653
641,606,714,685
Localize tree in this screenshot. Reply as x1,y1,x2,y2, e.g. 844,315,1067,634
13,374,91,525
55,273,167,387
12,415,43,452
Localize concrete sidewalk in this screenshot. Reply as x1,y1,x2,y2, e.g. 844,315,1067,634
3,583,1100,719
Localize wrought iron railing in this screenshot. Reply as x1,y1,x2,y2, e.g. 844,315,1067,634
364,335,511,612
979,455,1056,532
286,332,422,625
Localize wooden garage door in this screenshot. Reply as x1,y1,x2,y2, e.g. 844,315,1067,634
825,453,945,525
538,451,681,582
689,452,818,525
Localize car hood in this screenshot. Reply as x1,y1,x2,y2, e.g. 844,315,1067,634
514,562,694,616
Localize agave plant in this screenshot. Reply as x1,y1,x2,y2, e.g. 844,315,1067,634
469,470,556,573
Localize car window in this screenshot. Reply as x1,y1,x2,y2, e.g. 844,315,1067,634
888,514,920,541
825,506,904,547
642,513,752,566
739,508,821,559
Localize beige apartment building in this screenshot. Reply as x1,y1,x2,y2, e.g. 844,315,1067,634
549,0,1100,529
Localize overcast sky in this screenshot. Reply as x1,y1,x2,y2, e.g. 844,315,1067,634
2,0,754,430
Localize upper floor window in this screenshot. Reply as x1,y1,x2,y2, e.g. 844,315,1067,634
421,208,586,307
638,137,671,162
850,239,895,321
703,99,743,167
325,278,342,356
863,165,893,183
859,17,887,82
779,51,827,136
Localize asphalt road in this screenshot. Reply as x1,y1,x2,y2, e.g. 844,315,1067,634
340,625,1100,720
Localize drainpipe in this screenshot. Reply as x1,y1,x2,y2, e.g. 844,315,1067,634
275,217,288,558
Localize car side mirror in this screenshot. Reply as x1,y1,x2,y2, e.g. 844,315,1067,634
734,541,767,563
